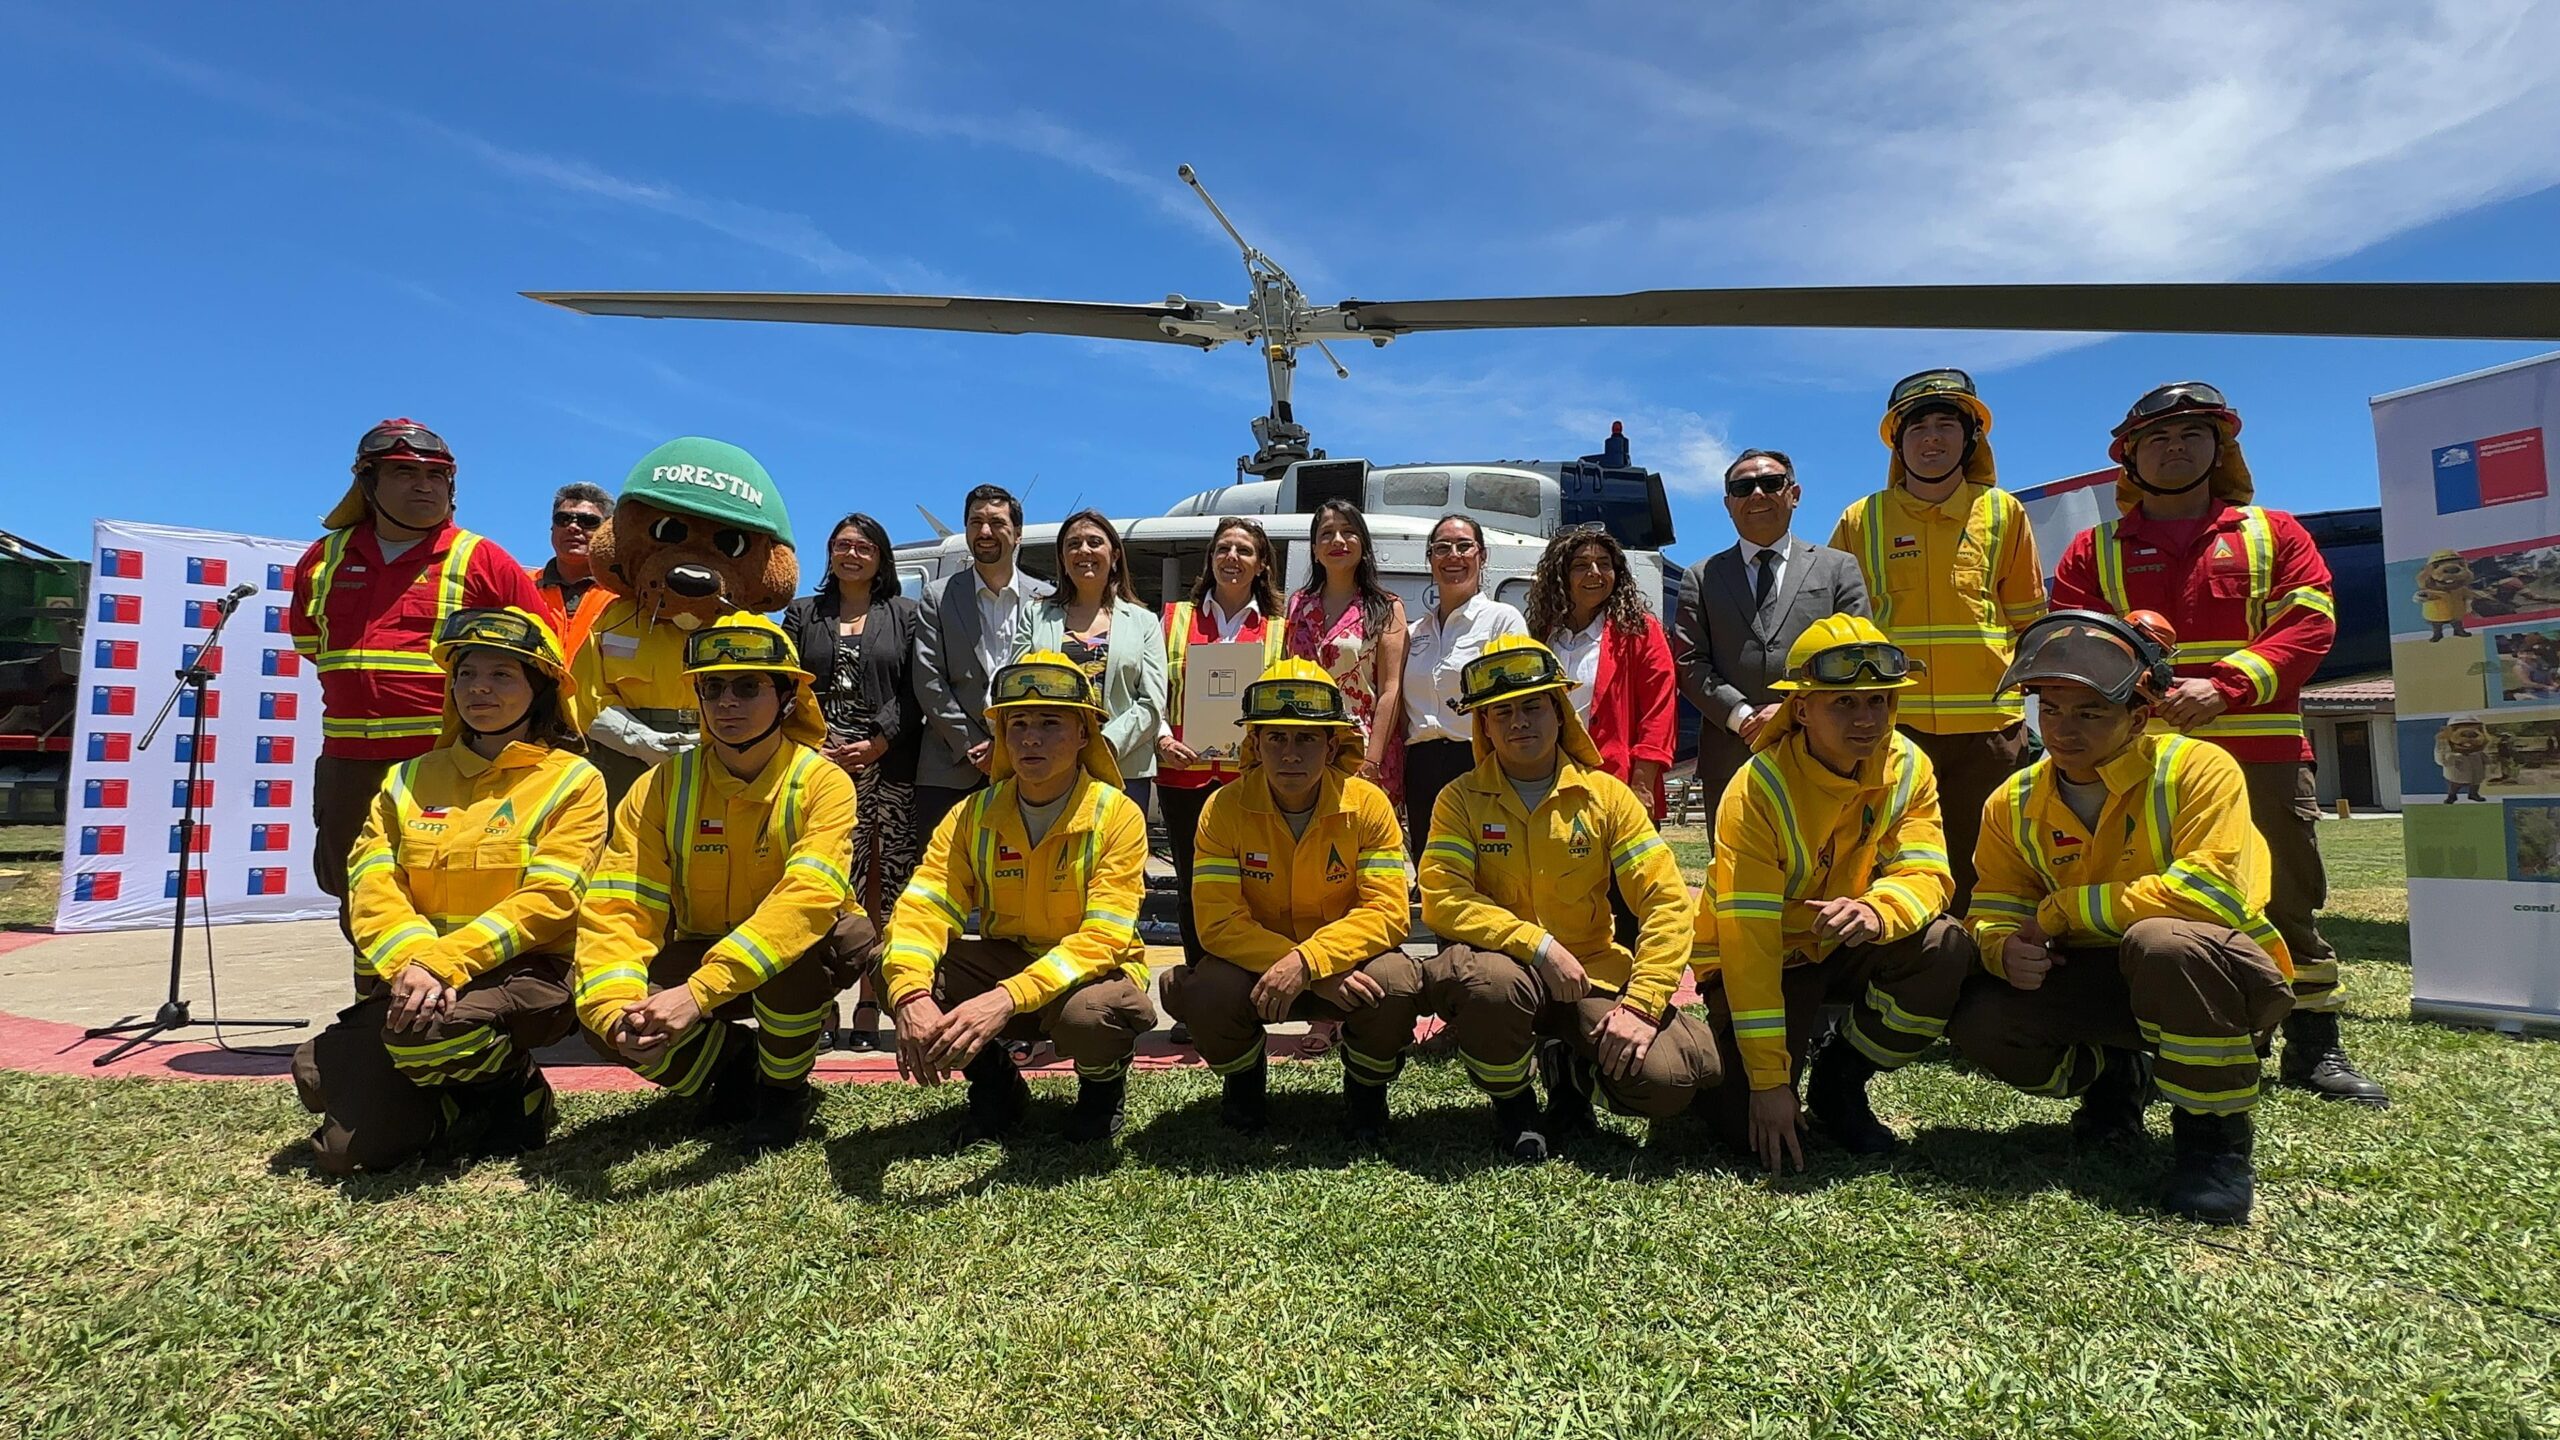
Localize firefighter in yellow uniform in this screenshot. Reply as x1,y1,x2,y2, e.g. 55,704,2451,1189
574,613,880,1152
1692,615,1973,1172
881,652,1157,1146
1948,610,2295,1224
293,607,607,1174
1419,636,1719,1161
1830,369,2045,909
1162,659,1420,1140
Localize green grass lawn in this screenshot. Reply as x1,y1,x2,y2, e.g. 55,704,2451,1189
6,819,2558,1438
0,823,61,928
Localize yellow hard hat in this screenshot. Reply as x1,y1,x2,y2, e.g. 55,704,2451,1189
985,649,1120,786
1240,657,1355,730
431,606,570,688
683,611,815,683
1877,368,1993,446
1453,634,1577,713
2427,549,2466,565
1770,614,1921,692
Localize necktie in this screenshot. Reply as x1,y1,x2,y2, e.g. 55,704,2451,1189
1753,548,1777,607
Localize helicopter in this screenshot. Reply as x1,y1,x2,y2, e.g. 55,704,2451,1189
526,164,2560,612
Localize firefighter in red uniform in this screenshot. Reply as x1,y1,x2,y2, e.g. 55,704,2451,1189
289,419,554,973
2049,383,2386,1105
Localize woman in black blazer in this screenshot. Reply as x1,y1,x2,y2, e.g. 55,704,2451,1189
781,512,924,1051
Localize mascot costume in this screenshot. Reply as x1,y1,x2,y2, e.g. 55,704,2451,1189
2434,715,2492,803
2414,549,2478,642
573,436,798,801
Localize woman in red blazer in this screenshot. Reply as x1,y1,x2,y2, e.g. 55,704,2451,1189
1524,526,1678,818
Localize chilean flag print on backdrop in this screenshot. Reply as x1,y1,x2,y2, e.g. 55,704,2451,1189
57,519,331,932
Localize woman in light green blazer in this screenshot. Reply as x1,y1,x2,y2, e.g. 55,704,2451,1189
1016,508,1169,813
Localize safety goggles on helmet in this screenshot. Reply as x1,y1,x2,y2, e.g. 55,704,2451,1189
357,420,454,466
2112,381,2235,441
685,624,795,672
1455,644,1570,711
990,660,1096,708
437,607,544,654
1793,640,1914,687
1888,368,1979,413
1999,609,2176,706
1242,676,1350,726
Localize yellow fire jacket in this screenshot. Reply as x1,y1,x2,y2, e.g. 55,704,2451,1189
1419,757,1693,1018
1694,728,1952,1089
1193,767,1410,977
1967,733,2293,980
1830,482,2045,733
573,743,856,1035
348,742,609,988
879,773,1150,1014
571,596,699,717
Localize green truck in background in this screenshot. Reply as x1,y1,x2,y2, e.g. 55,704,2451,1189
0,529,85,824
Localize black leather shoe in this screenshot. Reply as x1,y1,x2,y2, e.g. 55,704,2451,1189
2279,1010,2389,1108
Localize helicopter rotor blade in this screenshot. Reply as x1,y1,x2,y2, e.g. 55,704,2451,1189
525,290,1219,346
1336,282,2560,342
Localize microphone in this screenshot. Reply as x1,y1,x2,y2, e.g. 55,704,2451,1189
227,582,259,600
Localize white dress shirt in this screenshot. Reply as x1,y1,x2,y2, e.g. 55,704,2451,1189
974,565,1029,681
1405,591,1527,743
1548,614,1608,722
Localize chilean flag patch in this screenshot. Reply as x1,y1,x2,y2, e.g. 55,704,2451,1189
418,806,448,821
1481,822,1508,842
699,816,724,836
1893,534,1918,548
997,842,1023,862
2051,828,2082,848
1245,851,1271,867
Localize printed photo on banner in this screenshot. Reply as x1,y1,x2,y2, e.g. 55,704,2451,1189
2510,801,2560,884
2492,626,2560,705
2385,532,2560,638
2398,712,2560,804
2403,801,2509,881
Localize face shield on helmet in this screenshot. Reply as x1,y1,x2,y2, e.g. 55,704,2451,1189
1998,609,2180,706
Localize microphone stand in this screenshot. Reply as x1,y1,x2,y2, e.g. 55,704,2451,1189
86,586,306,1065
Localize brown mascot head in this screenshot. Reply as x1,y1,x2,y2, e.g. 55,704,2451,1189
589,436,798,630
2420,550,2477,591
2440,717,2490,754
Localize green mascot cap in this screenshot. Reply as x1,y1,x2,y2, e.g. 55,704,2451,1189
620,436,794,549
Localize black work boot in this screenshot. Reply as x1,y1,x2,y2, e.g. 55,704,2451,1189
952,1045,1031,1148
1064,1074,1128,1144
1537,1038,1597,1141
1492,1089,1549,1163
1219,1053,1270,1134
731,1082,817,1154
1341,1072,1390,1144
1805,1040,1897,1156
2279,1010,2389,1107
2070,1047,2153,1146
697,1030,762,1129
2162,1108,2256,1225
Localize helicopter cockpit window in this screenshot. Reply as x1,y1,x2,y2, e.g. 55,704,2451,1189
1382,471,1449,509
1465,471,1541,519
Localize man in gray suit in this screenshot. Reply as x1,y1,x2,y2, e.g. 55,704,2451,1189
1672,449,1870,832
912,483,1054,844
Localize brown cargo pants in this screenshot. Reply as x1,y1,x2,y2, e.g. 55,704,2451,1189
1946,916,2294,1116
1160,950,1424,1088
1420,943,1722,1119
2241,760,2340,1013
291,952,574,1175
583,913,881,1094
1695,916,1976,1151
1901,722,2030,914
930,936,1159,1083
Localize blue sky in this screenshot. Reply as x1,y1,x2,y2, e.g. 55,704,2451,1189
5,1,2559,573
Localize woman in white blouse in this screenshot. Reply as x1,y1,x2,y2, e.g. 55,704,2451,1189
1400,512,1527,854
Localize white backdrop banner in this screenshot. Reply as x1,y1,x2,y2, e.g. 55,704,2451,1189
2369,351,2560,1031
54,520,332,933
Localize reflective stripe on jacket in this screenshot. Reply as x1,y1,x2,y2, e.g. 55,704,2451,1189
1967,733,2292,979
2050,503,2335,764
574,742,856,1035
1419,756,1694,1018
879,773,1150,1014
1193,768,1409,976
1694,730,1951,1089
1830,483,2044,733
348,743,608,988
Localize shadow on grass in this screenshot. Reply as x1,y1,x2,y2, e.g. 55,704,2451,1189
824,1092,1122,1206
517,1090,760,1201
2324,915,2410,967
1893,1120,2175,1219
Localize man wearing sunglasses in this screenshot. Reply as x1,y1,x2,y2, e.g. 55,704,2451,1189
1830,371,2047,911
1673,449,1869,836
291,418,552,980
1419,636,1718,1162
528,482,610,660
575,612,879,1151
1949,610,2295,1224
1692,615,1971,1172
1161,658,1421,1140
2048,383,2383,1106
880,652,1157,1145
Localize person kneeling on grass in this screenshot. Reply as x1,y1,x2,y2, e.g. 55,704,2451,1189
880,652,1157,1145
1161,659,1420,1140
573,613,881,1153
1418,635,1719,1162
295,607,606,1174
1946,610,2295,1225
1692,615,1973,1173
